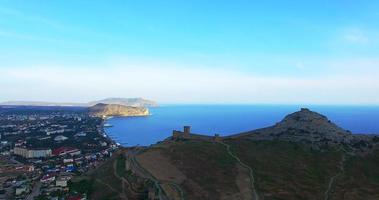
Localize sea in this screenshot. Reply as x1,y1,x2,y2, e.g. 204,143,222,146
104,105,379,146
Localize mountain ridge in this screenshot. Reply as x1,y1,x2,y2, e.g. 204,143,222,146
0,97,158,107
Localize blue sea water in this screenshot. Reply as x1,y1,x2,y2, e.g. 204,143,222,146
104,105,379,146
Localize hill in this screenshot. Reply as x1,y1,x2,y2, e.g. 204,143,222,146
0,97,158,107
72,108,379,200
88,98,158,107
230,108,375,153
0,101,87,107
88,103,149,117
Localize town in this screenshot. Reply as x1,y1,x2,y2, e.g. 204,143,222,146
0,107,118,200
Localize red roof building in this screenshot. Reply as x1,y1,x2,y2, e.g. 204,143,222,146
52,147,81,156
67,195,85,200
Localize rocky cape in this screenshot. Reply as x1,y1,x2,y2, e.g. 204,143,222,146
87,103,150,117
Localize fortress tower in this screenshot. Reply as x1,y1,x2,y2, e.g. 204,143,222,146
214,133,221,142
184,126,191,137
172,126,191,139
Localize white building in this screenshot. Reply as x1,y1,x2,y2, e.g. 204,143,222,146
15,186,28,196
55,176,71,187
54,135,68,142
13,147,52,158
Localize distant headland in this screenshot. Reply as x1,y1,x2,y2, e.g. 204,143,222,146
88,103,150,117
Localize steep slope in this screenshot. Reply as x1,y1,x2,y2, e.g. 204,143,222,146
88,103,149,117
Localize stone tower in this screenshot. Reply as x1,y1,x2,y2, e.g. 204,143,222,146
183,126,191,137
214,134,221,142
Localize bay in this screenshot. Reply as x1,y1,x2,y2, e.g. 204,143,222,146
104,105,379,146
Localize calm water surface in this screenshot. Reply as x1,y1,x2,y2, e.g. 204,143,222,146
104,105,379,146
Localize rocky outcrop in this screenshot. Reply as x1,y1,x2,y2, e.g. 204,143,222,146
88,103,149,117
231,108,377,151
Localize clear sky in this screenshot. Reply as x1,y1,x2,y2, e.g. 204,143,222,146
0,0,378,104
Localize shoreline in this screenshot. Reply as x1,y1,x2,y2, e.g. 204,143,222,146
99,118,121,147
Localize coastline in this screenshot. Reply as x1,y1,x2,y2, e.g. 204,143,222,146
101,113,155,147
99,117,121,147
100,114,151,147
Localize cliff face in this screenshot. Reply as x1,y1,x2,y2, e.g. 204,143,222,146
87,103,149,117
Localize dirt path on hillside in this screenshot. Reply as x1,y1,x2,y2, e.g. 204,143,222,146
136,149,188,200
95,178,127,200
236,165,254,200
112,161,128,200
126,148,169,200
219,141,260,200
324,153,346,200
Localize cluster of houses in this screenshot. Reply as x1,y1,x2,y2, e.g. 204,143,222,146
0,111,118,199
6,141,117,199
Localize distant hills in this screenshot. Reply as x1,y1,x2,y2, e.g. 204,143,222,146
0,97,158,107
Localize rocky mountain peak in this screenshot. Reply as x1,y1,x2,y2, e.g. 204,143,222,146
274,108,349,136
233,108,357,145
280,108,328,124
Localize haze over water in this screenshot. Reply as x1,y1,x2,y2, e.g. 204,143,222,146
105,105,379,146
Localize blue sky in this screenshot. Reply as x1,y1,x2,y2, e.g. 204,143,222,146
0,1,379,104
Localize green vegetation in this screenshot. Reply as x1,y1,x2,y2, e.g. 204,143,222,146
90,156,122,200
225,139,343,200
68,179,94,195
330,147,379,199
116,154,127,178
163,140,238,199
71,140,379,200
68,155,124,200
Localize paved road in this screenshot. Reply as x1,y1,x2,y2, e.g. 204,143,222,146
26,182,41,200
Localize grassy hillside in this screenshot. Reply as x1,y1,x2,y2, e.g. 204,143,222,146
225,139,343,200
70,109,379,200
72,139,379,200
330,147,379,200
160,140,239,199
70,153,124,200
